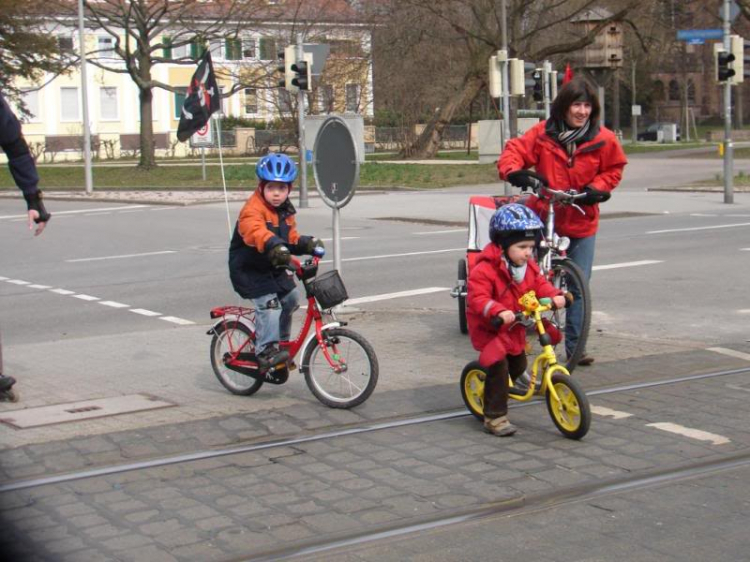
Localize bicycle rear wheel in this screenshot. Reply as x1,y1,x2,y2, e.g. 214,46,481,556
302,328,378,409
548,258,591,372
210,321,264,396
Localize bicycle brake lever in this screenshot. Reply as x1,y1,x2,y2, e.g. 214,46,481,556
570,203,586,215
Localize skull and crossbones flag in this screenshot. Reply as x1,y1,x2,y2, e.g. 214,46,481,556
176,51,221,142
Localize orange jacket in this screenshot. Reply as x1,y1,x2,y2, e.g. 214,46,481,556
498,121,627,238
228,185,311,299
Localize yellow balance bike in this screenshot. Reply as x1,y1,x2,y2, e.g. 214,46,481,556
460,291,591,440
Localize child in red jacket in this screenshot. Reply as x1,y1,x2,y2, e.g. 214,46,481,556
467,204,565,436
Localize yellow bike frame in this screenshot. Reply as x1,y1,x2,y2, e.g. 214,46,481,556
510,291,570,404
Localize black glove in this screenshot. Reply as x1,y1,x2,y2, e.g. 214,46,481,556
506,170,547,192
301,237,325,256
578,186,611,206
268,244,291,267
23,191,51,223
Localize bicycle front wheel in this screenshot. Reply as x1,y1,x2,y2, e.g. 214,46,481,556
549,258,591,372
302,328,378,409
210,321,264,396
545,372,591,440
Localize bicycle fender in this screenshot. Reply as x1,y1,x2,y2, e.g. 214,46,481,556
300,321,342,352
206,315,256,336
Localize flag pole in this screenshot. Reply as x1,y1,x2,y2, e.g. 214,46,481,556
214,115,232,240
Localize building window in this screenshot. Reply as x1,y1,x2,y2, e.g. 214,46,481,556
345,84,360,113
244,88,258,115
210,39,223,60
172,42,190,60
318,85,334,113
98,36,115,58
21,90,40,122
225,38,242,60
99,87,118,120
668,79,680,101
259,37,277,61
242,38,256,59
58,36,74,54
174,87,187,119
61,87,79,121
652,80,665,101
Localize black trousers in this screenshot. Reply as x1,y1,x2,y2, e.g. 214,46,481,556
483,353,527,419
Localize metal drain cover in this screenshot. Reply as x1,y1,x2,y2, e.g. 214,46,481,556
0,394,176,429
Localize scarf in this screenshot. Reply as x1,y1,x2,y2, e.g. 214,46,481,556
557,119,590,158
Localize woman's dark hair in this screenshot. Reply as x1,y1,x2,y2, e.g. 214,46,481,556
550,77,600,126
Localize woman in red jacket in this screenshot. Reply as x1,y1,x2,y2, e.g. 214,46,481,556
497,77,627,366
467,204,565,436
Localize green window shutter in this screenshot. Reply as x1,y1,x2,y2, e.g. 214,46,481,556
163,36,172,59
190,41,198,59
174,88,186,119
226,38,241,60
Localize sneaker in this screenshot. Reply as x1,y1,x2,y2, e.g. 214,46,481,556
514,371,541,392
483,415,517,437
256,345,290,371
0,375,16,392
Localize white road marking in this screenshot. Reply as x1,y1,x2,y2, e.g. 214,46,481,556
6,279,30,285
50,288,75,295
85,212,113,216
739,309,750,314
66,250,177,263
591,406,633,419
148,206,180,211
159,316,195,325
346,287,449,305
99,301,130,309
690,213,717,217
320,236,359,242
707,347,750,362
73,294,100,301
333,248,465,263
28,284,52,289
593,260,662,271
741,248,750,251
0,205,150,220
130,308,162,317
646,422,730,445
647,222,750,234
413,229,467,235
0,277,7,281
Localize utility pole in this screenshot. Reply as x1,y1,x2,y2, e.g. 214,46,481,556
500,0,511,196
723,0,734,204
77,0,93,194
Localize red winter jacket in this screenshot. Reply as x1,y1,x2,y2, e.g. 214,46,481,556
497,120,627,238
467,244,561,367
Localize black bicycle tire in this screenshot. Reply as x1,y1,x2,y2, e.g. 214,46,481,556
210,321,264,396
550,258,591,372
301,327,379,409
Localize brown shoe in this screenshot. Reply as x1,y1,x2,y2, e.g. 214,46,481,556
483,415,517,437
578,355,594,366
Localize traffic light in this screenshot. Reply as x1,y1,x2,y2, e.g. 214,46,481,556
508,58,525,96
276,45,299,92
291,54,312,91
532,69,543,101
730,34,744,84
488,55,502,98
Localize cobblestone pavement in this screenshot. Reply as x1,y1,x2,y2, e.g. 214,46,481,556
1,345,749,561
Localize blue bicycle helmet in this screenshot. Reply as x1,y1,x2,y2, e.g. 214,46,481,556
256,153,298,184
489,203,543,249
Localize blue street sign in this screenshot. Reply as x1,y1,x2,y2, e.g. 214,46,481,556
677,29,723,41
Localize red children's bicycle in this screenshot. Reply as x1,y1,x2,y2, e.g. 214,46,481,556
208,256,378,409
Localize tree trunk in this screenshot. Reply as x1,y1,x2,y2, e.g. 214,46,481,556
138,87,156,169
402,74,484,159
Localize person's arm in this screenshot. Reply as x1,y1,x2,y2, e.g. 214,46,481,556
587,137,628,194
467,265,513,330
0,93,50,235
497,125,541,181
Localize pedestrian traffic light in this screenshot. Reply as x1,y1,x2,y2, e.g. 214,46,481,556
276,45,299,92
532,69,543,101
291,54,312,91
730,34,744,84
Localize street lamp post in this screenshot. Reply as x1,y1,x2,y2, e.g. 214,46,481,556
77,0,93,194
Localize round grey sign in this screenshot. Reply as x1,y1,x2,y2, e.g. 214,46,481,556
313,116,359,209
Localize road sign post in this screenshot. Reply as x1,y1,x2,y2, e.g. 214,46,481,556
190,119,215,181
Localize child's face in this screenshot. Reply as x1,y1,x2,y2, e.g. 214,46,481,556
506,240,535,265
263,181,290,207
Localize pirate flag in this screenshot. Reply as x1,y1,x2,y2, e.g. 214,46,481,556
176,51,220,142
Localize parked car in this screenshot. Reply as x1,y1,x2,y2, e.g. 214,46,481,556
637,122,681,142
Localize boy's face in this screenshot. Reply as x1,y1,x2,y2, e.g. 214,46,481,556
506,240,535,265
263,181,290,207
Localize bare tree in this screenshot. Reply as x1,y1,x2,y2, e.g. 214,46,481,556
374,0,641,158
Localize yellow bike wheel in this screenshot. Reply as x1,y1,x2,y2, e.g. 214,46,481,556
460,361,486,421
545,372,591,439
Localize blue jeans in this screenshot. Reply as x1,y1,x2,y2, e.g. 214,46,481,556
564,235,595,358
252,289,300,353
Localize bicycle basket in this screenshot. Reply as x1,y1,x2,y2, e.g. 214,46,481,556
309,270,348,309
